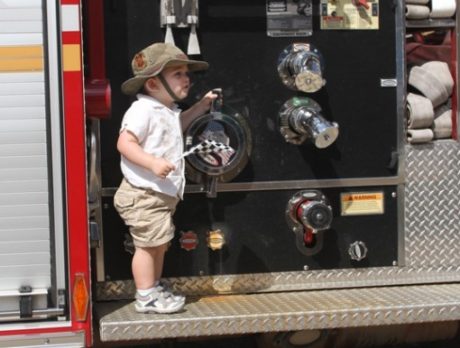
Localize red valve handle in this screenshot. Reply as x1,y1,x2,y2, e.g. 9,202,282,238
353,0,369,9
303,228,315,246
296,200,316,247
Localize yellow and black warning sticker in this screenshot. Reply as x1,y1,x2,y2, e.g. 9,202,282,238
341,191,384,216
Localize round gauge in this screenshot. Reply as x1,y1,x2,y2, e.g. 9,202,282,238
184,108,251,183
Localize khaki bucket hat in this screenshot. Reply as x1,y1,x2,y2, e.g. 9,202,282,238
121,43,209,95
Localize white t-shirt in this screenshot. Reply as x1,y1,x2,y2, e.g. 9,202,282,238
119,94,185,199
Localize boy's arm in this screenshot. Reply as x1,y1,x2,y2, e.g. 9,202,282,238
117,130,175,179
181,90,218,131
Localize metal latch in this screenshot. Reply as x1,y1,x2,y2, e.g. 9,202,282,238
19,285,33,318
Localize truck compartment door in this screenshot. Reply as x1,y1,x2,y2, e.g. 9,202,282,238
0,0,66,321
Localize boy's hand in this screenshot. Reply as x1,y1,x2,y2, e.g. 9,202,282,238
117,130,176,178
198,89,220,114
150,157,176,179
180,89,222,131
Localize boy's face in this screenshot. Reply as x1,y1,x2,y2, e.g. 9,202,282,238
159,65,191,101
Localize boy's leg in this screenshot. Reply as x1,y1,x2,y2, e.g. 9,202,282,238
132,246,156,290
131,243,168,288
151,243,185,302
153,243,168,283
133,244,184,314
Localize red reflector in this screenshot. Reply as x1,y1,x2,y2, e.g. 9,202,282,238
73,273,89,322
85,79,111,118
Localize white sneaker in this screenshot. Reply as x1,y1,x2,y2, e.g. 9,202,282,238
135,288,184,314
156,282,185,304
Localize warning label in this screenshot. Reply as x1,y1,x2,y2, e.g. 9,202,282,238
320,0,379,30
341,191,384,216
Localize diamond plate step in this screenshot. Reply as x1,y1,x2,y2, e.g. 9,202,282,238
97,283,460,342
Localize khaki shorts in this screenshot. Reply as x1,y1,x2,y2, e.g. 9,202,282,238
114,179,179,248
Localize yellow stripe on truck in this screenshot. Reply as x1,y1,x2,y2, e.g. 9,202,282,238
63,44,81,72
0,45,43,72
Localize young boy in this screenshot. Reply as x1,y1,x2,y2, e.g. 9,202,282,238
114,42,217,313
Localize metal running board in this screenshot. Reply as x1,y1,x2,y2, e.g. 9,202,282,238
97,283,460,342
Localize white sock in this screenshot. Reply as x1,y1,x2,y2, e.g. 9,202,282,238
137,287,155,297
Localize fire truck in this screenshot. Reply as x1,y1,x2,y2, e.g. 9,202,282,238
1,0,460,347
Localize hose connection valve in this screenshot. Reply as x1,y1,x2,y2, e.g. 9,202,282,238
286,190,333,256
279,97,339,148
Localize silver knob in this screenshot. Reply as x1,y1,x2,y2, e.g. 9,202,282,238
298,200,333,231
348,241,368,261
278,43,325,93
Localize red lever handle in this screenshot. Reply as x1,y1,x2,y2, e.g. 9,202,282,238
303,228,315,246
354,0,369,9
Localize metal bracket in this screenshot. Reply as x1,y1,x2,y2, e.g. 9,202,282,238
160,0,199,28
